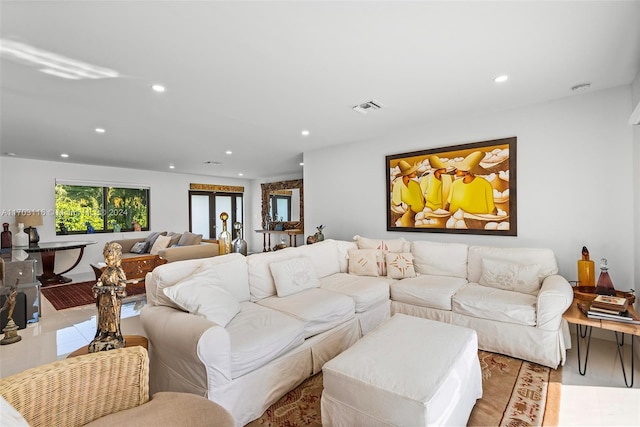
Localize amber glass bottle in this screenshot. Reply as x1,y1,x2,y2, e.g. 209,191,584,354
577,246,595,286
1,223,12,249
218,212,232,255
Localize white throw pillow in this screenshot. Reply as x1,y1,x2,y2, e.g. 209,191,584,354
478,258,541,295
163,276,240,326
270,256,320,297
347,249,380,277
150,234,171,255
386,252,416,279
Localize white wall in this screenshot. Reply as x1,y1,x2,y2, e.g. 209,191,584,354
304,86,635,287
0,158,252,274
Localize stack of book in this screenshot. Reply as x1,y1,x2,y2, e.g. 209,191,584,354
579,295,640,324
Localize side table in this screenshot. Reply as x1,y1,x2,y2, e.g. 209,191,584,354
67,335,148,359
563,298,639,387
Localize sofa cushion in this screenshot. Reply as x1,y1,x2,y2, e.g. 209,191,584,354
452,283,536,326
247,247,301,300
190,255,250,302
467,245,558,284
385,252,416,279
226,302,306,379
411,241,469,278
130,241,149,254
336,240,358,273
354,235,410,253
295,239,342,278
163,278,240,327
347,249,380,277
479,258,541,295
150,235,171,255
320,273,391,313
257,288,355,338
177,231,202,246
144,231,167,250
270,256,319,297
390,275,467,310
167,232,182,247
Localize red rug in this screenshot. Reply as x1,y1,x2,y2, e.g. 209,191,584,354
41,281,146,311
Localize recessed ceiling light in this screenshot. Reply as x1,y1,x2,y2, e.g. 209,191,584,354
95,128,105,133
152,84,166,93
60,153,69,158
301,130,310,136
225,150,232,155
494,75,509,83
299,162,304,166
238,173,243,177
169,164,175,169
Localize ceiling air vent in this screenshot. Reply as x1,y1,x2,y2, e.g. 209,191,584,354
352,99,384,114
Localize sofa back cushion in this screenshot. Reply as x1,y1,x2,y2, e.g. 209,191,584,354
247,247,301,300
336,240,357,273
478,259,541,295
411,241,469,278
467,245,558,284
295,239,341,278
190,256,250,302
163,279,240,326
270,256,320,297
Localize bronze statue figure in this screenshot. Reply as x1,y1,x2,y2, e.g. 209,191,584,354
1,258,22,345
89,242,127,352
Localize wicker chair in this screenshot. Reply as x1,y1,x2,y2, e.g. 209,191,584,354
0,346,235,426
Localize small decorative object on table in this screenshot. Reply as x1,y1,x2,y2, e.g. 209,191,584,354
89,242,127,352
85,221,95,234
307,234,318,245
112,221,121,233
232,222,248,256
0,259,21,345
577,246,595,286
315,225,325,242
132,220,141,232
58,221,69,235
13,223,28,247
1,223,11,249
595,258,616,296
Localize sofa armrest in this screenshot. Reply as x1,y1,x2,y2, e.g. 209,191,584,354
536,274,574,331
158,243,219,263
140,305,232,394
0,347,149,427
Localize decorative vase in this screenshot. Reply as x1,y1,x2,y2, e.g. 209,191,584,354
595,258,616,296
1,223,12,249
232,222,248,256
218,212,232,255
315,231,324,242
14,223,29,247
577,246,595,286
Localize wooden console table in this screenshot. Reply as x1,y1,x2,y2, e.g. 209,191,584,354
255,229,303,252
91,254,167,284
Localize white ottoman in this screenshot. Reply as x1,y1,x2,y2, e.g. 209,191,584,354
321,314,482,426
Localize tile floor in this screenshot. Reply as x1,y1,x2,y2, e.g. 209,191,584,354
1,275,639,426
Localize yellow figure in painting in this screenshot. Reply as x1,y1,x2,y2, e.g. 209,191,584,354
420,156,453,210
445,151,497,214
391,160,425,226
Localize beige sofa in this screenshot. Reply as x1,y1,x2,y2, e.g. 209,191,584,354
140,237,572,425
113,235,219,263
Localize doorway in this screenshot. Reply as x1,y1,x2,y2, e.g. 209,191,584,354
189,191,243,240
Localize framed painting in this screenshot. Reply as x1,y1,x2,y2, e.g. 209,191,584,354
386,137,516,236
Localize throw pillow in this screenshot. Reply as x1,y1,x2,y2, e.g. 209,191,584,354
144,231,167,251
130,241,149,254
347,249,380,277
386,252,417,279
353,235,409,253
177,231,202,246
163,277,240,326
478,258,541,295
167,232,182,247
269,256,320,297
150,234,171,255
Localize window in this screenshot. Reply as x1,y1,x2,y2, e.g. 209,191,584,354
269,194,291,222
55,182,150,234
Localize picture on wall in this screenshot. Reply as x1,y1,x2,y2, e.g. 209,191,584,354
386,137,516,236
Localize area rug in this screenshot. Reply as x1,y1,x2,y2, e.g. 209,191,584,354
41,280,146,311
246,350,562,427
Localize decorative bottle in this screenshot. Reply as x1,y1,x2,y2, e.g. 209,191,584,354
595,258,616,296
1,223,12,249
232,222,248,256
14,223,29,247
218,212,232,255
577,246,595,287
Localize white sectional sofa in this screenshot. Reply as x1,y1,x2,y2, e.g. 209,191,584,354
140,237,573,426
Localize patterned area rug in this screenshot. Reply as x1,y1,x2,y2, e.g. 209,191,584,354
41,280,146,311
247,350,562,427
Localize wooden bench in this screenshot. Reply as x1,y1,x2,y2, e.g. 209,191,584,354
91,254,167,284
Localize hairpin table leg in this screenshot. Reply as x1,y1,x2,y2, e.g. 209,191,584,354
614,331,634,388
576,323,592,375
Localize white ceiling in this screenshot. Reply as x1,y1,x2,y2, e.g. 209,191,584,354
1,1,639,179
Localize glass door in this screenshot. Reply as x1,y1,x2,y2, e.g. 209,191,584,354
189,191,243,239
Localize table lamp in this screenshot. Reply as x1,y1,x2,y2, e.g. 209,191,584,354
15,212,43,245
